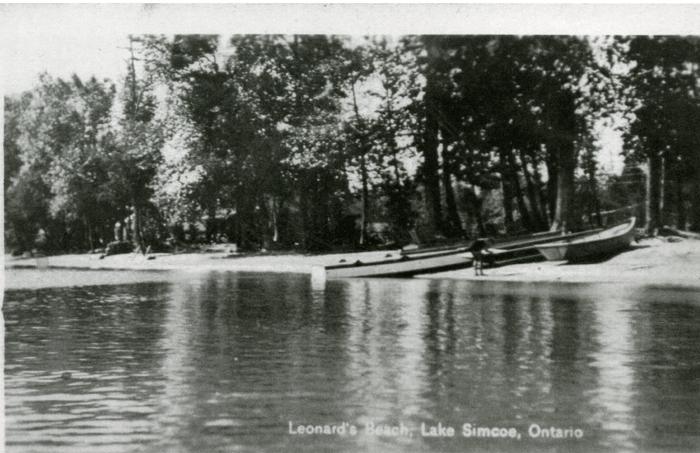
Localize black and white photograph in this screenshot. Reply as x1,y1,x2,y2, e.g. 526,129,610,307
2,4,700,453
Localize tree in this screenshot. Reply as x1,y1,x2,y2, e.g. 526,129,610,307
416,36,616,234
143,34,278,247
142,34,353,250
4,92,42,251
5,74,118,251
112,36,165,252
226,34,352,250
411,36,448,237
516,37,613,232
623,36,700,233
337,43,374,245
367,37,419,239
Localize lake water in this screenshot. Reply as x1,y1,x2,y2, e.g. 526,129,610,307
4,269,700,452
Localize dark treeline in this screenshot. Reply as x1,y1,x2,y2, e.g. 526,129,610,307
5,35,700,254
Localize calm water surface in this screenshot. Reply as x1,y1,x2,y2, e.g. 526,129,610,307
4,269,700,452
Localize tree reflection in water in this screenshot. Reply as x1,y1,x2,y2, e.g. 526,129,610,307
4,272,700,452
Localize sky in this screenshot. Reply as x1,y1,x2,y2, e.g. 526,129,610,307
2,33,128,95
4,3,699,94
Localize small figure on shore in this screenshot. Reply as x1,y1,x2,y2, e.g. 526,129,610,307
469,238,491,276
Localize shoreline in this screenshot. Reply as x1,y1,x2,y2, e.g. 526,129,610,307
4,248,399,275
5,237,700,288
418,237,700,288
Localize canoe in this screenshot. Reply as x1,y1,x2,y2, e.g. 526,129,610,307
535,217,636,262
400,240,473,257
485,227,602,267
400,231,565,257
313,229,600,280
317,246,474,279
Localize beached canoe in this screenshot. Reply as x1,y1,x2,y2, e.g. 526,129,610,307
400,230,563,257
535,217,636,262
484,227,602,267
312,229,600,280
316,246,473,280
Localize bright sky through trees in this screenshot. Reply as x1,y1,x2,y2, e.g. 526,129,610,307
2,32,626,176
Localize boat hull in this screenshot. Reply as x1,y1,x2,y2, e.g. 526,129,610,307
486,228,602,265
536,218,636,262
323,248,471,279
316,228,604,279
537,245,569,261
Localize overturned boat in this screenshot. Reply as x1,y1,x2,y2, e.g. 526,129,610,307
536,217,637,262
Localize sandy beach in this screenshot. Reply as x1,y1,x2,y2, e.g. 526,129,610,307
5,237,700,288
420,237,700,287
4,248,397,274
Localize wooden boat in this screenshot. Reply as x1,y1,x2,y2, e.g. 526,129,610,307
315,245,473,280
535,217,636,262
312,228,600,280
484,227,602,267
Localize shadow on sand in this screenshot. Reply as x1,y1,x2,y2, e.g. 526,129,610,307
563,244,651,265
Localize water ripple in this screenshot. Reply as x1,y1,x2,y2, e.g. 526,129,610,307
5,273,700,452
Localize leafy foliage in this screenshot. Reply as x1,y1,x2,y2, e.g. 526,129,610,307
6,35,699,254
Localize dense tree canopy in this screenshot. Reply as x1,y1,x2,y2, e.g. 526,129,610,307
622,36,700,232
5,35,699,255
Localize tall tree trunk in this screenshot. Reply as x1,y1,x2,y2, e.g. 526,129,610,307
441,141,464,237
645,151,663,234
506,151,532,230
461,163,483,238
520,156,546,230
512,173,532,230
131,199,145,254
676,170,686,230
500,147,531,231
531,161,550,227
501,177,515,233
550,141,576,232
546,157,558,224
690,176,700,232
290,35,315,249
270,196,279,243
422,113,443,236
590,175,602,228
422,40,444,237
84,216,94,251
663,157,677,227
392,151,402,185
359,153,369,245
583,153,602,228
442,171,463,237
351,82,370,246
308,172,321,249
467,187,486,237
298,172,311,249
313,171,325,248
660,155,667,224
385,87,402,185
474,206,486,237
548,90,577,232
319,171,332,247
206,204,217,243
